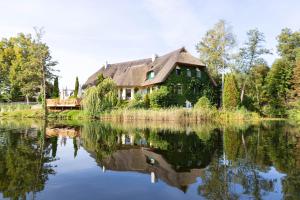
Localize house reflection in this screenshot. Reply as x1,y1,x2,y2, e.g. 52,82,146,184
96,147,204,191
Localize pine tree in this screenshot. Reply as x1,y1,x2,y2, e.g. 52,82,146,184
223,74,240,110
74,76,79,98
52,77,59,98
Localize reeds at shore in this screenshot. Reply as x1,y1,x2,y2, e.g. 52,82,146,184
100,108,260,123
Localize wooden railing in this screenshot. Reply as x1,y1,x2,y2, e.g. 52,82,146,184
46,98,81,108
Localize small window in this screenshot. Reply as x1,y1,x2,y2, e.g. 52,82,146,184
176,66,181,76
126,89,131,100
177,84,183,95
196,68,202,78
187,69,191,77
147,71,155,80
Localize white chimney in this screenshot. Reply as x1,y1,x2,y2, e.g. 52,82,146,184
104,61,108,69
151,54,158,62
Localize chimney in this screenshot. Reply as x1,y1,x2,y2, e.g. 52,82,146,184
151,54,158,62
104,61,109,69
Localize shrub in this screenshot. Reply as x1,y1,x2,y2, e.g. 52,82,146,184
83,78,118,117
144,94,150,109
223,74,240,110
149,86,171,108
194,96,212,109
127,93,146,109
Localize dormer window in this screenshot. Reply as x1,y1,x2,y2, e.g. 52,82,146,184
147,71,155,80
196,68,202,78
176,66,181,76
187,69,191,77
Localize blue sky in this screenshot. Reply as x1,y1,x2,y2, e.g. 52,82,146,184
0,0,299,88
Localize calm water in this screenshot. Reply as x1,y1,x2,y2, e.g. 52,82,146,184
0,120,299,200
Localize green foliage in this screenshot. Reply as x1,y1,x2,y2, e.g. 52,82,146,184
126,93,146,109
96,74,105,85
144,94,150,109
196,19,236,81
74,76,79,98
194,96,213,109
265,59,292,116
149,86,171,108
235,29,271,104
0,32,57,102
291,52,300,101
277,28,300,62
223,74,240,110
83,78,118,117
52,77,59,98
164,66,217,106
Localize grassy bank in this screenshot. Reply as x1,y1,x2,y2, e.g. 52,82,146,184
0,107,260,122
101,108,260,123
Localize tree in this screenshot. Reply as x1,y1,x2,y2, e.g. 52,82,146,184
248,64,269,111
196,20,236,81
236,29,271,103
74,76,79,98
83,78,118,117
223,74,240,110
0,30,57,104
291,52,300,101
265,59,292,116
149,86,171,108
277,28,300,63
52,77,59,98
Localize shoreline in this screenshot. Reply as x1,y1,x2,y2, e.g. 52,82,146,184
0,108,287,123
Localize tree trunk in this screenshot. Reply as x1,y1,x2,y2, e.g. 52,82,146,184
240,81,246,103
26,95,29,105
42,65,48,118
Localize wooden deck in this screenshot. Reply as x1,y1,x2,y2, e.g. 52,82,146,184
46,98,81,110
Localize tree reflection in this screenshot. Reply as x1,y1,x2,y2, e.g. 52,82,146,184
198,122,300,199
0,121,55,200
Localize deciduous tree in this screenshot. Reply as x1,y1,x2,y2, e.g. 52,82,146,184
196,20,236,81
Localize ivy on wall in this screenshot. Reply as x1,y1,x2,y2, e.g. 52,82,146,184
163,65,217,106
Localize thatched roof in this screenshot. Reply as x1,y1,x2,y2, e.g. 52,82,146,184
83,47,215,88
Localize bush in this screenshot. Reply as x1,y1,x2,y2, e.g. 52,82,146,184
223,74,240,110
194,96,212,109
83,78,118,117
127,93,146,109
144,94,150,109
149,86,171,108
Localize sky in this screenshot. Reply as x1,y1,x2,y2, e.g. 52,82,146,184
0,0,299,89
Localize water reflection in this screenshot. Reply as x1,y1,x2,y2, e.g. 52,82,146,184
0,120,299,199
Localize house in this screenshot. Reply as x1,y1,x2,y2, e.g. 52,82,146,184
83,47,216,105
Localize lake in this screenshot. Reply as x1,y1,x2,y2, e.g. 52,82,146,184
0,119,299,200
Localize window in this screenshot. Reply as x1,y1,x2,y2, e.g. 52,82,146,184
187,69,191,77
196,68,202,78
177,84,183,95
176,66,181,75
125,89,131,100
147,71,155,80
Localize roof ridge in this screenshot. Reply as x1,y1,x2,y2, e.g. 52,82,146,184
109,58,151,66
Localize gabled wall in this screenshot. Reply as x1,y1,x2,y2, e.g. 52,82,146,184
162,65,216,106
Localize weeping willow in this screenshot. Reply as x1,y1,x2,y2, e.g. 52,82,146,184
83,78,118,117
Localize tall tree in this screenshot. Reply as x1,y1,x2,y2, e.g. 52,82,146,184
291,52,300,101
223,74,240,110
265,59,292,116
52,77,59,98
0,30,57,103
196,20,236,81
74,76,79,98
33,27,58,116
277,28,300,63
248,63,269,111
236,29,271,103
